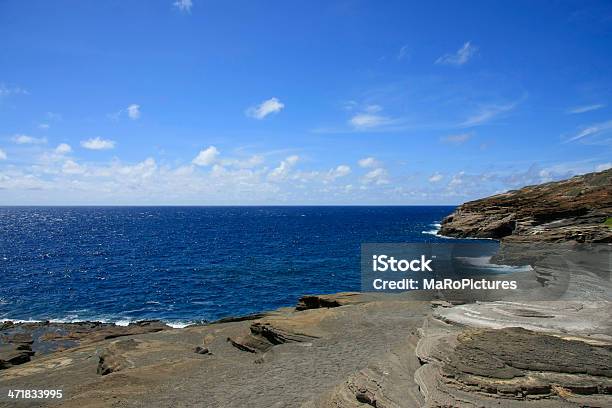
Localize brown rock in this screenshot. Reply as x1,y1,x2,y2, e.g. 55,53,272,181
97,339,139,375
8,332,34,344
193,346,211,355
0,344,34,369
439,168,612,243
228,321,318,353
296,292,363,310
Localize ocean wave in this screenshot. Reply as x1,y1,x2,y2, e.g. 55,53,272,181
166,321,197,328
421,222,496,240
0,316,199,329
421,222,444,236
455,256,533,274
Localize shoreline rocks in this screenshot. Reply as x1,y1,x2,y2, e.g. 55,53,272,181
0,320,173,369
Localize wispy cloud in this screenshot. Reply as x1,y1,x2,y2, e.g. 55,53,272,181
361,168,389,185
12,134,47,145
173,0,193,13
441,132,472,144
461,102,517,127
349,114,390,129
428,173,443,183
62,160,86,175
349,105,393,129
596,162,611,172
220,155,265,169
81,137,116,150
436,41,478,66
566,104,605,114
0,149,6,160
109,104,141,121
55,143,72,155
325,165,351,182
565,119,612,143
397,45,410,60
268,155,299,181
358,157,380,168
0,83,29,98
246,97,285,120
192,146,219,166
127,104,141,120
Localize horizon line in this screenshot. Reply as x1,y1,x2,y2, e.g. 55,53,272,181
0,204,459,208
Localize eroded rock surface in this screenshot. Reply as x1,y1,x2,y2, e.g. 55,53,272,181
228,310,325,353
416,319,612,407
97,339,140,375
0,320,170,358
0,294,433,408
439,168,612,243
0,343,34,369
296,292,364,310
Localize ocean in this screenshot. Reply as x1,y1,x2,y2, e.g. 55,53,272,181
0,206,456,326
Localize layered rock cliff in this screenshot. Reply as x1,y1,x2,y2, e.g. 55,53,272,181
439,168,612,243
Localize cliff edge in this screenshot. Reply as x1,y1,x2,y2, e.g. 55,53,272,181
439,168,612,243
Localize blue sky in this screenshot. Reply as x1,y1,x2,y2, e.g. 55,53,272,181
1,0,611,205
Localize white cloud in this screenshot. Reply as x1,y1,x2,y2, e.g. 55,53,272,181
268,155,299,181
81,137,116,150
192,146,219,166
55,143,72,155
0,152,376,204
246,97,285,119
115,157,157,178
349,105,393,129
429,173,443,183
436,41,478,66
361,168,389,185
108,104,141,121
364,104,383,113
38,123,50,130
441,132,472,144
173,0,193,12
221,155,265,168
462,102,517,127
449,171,466,187
349,113,390,129
325,165,351,182
397,45,410,60
0,149,6,160
0,84,29,97
358,157,380,168
566,120,612,142
12,134,47,145
127,104,141,120
596,162,611,172
567,104,605,114
62,160,86,175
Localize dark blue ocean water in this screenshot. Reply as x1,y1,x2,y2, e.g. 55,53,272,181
0,206,455,326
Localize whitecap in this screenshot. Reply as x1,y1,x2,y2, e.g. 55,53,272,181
0,318,42,324
421,221,443,236
455,256,533,274
166,321,193,328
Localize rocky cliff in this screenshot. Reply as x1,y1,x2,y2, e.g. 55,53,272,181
439,168,612,242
